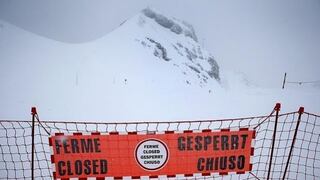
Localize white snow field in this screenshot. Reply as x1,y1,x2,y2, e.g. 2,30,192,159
0,8,319,122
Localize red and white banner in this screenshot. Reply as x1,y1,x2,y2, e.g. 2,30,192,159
49,129,255,179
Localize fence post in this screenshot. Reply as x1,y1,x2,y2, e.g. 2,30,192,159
31,107,37,180
282,72,287,89
267,103,281,180
282,107,304,180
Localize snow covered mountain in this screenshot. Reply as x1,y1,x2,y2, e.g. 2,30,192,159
0,8,319,121
128,8,221,88
0,8,223,121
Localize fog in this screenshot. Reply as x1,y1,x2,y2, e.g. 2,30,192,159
1,0,320,88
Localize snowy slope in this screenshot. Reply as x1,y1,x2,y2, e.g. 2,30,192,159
0,8,319,121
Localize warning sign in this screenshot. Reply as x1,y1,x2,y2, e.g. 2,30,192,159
135,139,169,170
49,129,255,179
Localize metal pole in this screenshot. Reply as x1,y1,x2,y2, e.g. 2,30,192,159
31,107,37,180
282,107,304,180
267,103,281,180
282,72,287,89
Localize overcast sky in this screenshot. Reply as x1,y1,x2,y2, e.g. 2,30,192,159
1,0,320,88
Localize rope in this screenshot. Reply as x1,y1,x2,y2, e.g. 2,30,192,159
287,80,320,85
35,114,50,135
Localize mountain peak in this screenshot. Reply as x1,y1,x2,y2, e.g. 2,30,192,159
141,8,198,42
122,8,221,87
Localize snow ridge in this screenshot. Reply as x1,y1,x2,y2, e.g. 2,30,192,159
142,8,198,42
137,8,220,86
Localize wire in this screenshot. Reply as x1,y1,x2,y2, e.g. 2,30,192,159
287,80,320,85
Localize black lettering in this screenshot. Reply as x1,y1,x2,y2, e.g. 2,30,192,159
100,159,108,174
221,135,229,150
67,161,73,175
214,157,219,170
75,160,82,175
71,139,79,153
94,138,101,152
228,156,236,169
57,161,66,176
187,136,193,150
84,160,91,175
144,145,158,148
213,136,219,150
195,155,247,172
241,135,248,149
92,160,99,174
203,136,212,150
178,137,185,151
195,136,202,151
81,139,94,153
238,155,245,169
197,158,205,171
219,157,227,170
206,157,214,170
63,140,70,153
55,140,62,154
231,135,239,150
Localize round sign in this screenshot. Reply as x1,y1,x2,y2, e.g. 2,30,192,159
135,139,169,171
